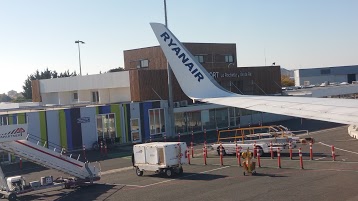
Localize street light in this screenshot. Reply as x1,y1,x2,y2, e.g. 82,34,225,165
75,40,85,76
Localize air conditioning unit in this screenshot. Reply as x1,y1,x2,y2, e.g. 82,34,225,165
180,100,188,107
174,102,180,108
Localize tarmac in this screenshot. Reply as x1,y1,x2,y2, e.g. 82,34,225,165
2,118,358,201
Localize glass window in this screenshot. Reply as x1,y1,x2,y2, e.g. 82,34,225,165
108,114,116,139
206,109,217,130
131,119,139,131
1,116,8,126
225,55,234,63
187,111,202,132
73,92,78,101
149,110,155,135
194,55,204,63
92,91,99,103
96,116,103,140
96,113,116,140
140,59,149,68
160,109,165,133
149,108,165,135
174,112,186,134
132,131,140,141
216,108,229,129
229,107,236,127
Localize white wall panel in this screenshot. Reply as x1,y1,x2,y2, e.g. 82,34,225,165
80,107,98,149
78,90,91,103
42,93,59,105
109,88,131,102
27,112,41,140
99,89,110,104
46,110,60,149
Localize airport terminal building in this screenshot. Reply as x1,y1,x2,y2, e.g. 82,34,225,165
0,43,287,163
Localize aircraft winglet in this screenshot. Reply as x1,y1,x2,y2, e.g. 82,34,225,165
150,23,234,100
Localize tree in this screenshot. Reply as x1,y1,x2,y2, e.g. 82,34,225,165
108,67,125,73
0,94,12,102
281,75,295,87
22,68,77,100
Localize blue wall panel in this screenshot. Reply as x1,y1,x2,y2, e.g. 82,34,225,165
99,106,111,114
64,109,73,150
142,102,152,141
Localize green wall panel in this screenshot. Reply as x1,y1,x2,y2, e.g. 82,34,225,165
110,104,121,139
17,113,26,124
59,110,68,149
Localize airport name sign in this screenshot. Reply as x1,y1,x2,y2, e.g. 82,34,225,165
0,124,28,142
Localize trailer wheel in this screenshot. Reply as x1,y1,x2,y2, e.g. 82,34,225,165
8,193,17,201
165,168,173,177
136,167,143,176
178,167,184,175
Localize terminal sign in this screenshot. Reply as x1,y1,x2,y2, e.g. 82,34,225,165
209,71,252,78
0,124,28,143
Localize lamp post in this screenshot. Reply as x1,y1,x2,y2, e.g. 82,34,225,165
75,40,85,76
164,0,175,138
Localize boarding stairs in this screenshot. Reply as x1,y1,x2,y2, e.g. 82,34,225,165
0,125,100,181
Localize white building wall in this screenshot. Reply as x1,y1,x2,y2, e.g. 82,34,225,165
39,71,130,93
109,88,131,103
58,92,72,105
99,89,110,104
78,90,91,103
39,72,131,105
41,93,59,105
294,70,300,86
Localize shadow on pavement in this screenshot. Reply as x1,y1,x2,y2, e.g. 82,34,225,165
143,172,227,181
252,172,288,178
18,184,118,201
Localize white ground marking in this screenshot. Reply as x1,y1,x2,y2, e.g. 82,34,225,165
101,166,134,175
319,142,358,155
314,157,326,161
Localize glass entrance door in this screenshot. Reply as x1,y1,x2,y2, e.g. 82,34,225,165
130,118,141,143
96,113,116,142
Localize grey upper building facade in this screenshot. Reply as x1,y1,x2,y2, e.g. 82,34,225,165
294,65,358,86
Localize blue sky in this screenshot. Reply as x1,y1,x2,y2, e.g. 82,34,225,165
0,0,357,94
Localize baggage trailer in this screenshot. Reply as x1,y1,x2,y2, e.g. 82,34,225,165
133,142,187,177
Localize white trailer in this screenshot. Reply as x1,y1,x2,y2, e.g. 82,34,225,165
133,142,187,177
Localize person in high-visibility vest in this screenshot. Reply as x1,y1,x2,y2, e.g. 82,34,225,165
241,148,256,175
